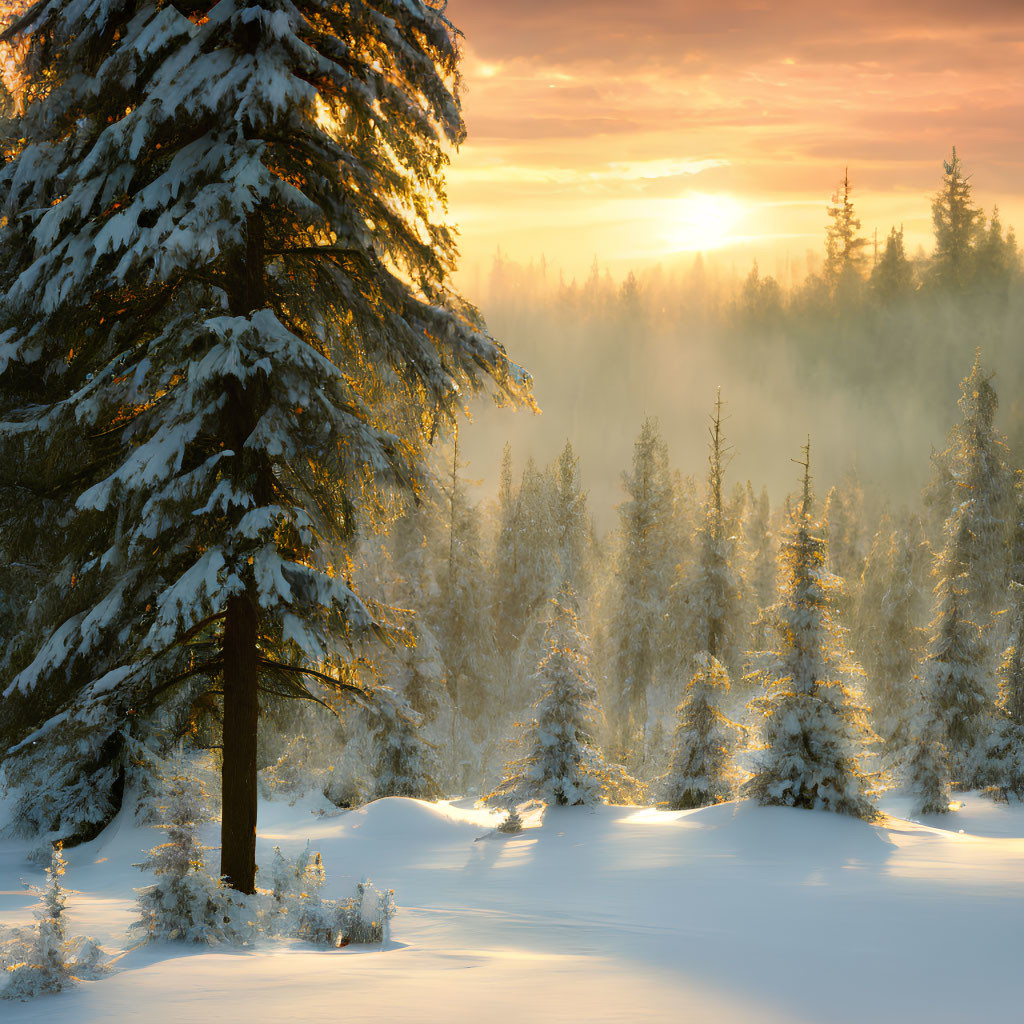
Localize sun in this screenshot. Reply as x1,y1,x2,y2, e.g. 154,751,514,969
666,193,744,252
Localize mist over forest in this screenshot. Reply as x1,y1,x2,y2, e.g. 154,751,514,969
459,156,1024,524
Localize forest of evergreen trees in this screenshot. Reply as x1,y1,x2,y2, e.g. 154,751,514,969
467,151,1024,518
2,1,1024,911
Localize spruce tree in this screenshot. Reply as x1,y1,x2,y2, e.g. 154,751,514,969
905,706,952,816
920,558,991,783
0,1,527,892
134,761,233,945
862,530,929,752
869,226,914,303
369,691,440,800
490,586,631,807
925,352,1012,627
930,147,983,291
658,653,743,810
747,443,876,819
552,440,590,596
744,485,776,652
1,842,108,1000
674,392,743,677
973,206,1020,298
824,169,868,297
490,446,560,722
823,469,867,588
611,418,674,757
438,445,494,733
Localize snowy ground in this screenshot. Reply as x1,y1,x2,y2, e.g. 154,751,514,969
2,791,1023,1023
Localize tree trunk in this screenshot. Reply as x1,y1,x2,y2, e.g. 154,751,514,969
219,206,267,894
220,592,260,893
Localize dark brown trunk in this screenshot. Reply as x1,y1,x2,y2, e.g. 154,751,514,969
220,592,260,893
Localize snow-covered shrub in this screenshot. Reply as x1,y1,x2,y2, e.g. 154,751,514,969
496,805,524,834
265,847,396,946
270,844,335,945
337,879,397,945
133,763,235,944
1,845,108,1001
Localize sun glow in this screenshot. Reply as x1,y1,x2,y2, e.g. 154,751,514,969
666,193,745,252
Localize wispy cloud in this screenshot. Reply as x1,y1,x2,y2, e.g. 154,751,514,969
444,1,1024,274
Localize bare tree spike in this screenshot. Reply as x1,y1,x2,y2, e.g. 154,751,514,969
791,435,812,517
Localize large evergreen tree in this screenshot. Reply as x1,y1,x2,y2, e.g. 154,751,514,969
0,1,527,891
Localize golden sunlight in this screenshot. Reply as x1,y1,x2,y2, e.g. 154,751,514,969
665,193,745,252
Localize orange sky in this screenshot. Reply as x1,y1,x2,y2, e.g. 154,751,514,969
444,0,1024,281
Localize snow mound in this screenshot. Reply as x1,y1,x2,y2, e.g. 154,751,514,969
337,797,503,841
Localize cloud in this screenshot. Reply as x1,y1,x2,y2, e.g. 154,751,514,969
442,0,1024,274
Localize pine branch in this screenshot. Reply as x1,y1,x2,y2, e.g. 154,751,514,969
256,657,370,702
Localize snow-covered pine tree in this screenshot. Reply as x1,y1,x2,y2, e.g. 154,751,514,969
1000,583,1024,729
438,440,494,737
490,448,560,724
367,493,451,792
925,352,1012,627
747,442,877,819
854,513,894,659
496,803,524,833
743,485,776,652
918,563,990,786
1,843,108,1001
822,469,867,617
369,689,440,800
0,1,528,891
2,844,71,999
970,483,1024,798
658,653,743,810
134,760,233,944
673,391,743,678
552,440,590,596
611,418,675,758
490,586,632,807
0,0,198,848
905,704,952,816
862,529,929,752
